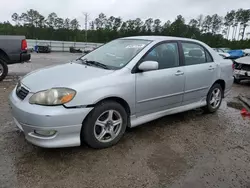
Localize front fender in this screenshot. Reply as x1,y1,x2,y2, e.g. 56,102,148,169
64,78,136,115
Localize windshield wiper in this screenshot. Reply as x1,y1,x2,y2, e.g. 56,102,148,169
85,60,110,70
78,59,110,70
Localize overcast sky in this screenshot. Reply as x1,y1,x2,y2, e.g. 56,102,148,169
1,0,249,24
1,0,250,38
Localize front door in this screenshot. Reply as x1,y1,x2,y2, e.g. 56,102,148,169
135,42,185,117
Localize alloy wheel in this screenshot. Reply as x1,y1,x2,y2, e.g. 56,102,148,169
209,88,222,109
94,110,123,143
0,64,3,77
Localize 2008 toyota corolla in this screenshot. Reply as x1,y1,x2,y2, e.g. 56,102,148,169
9,36,234,148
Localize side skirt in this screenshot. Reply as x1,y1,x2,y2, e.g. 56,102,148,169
130,100,207,128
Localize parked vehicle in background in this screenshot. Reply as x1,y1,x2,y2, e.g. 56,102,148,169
35,43,51,53
227,49,245,59
83,46,96,54
233,56,250,83
243,49,250,56
219,48,231,53
213,48,231,59
0,35,31,81
9,36,234,149
27,46,34,53
69,47,83,53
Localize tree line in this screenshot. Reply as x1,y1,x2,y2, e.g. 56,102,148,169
0,9,250,49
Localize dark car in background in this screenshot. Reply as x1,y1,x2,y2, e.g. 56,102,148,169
35,43,51,53
0,35,31,81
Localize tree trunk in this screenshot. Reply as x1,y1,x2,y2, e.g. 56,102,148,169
238,28,241,40
232,26,235,40
227,26,230,40
242,26,246,40
234,24,238,40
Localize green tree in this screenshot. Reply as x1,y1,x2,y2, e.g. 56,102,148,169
89,21,95,30
64,18,71,29
144,18,153,33
153,19,162,34
2,8,250,49
224,11,235,39
36,15,45,28
235,9,243,40
70,19,80,30
197,14,203,30
94,13,107,29
11,13,20,25
189,19,198,28
169,15,186,36
211,14,223,34
46,12,57,28
113,17,122,31
202,15,212,33
162,20,171,35
237,9,250,40
106,16,115,30
134,18,143,33
55,17,64,29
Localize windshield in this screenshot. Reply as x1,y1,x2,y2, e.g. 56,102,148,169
79,39,151,69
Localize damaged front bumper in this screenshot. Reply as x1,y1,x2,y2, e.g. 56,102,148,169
234,62,250,80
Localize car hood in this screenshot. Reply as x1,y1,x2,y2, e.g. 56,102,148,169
235,56,250,65
21,62,114,92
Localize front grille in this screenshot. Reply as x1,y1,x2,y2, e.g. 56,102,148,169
16,86,29,100
234,63,250,71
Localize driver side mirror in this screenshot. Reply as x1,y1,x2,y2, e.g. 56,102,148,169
138,61,159,72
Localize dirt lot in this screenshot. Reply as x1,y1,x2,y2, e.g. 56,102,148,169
1,53,250,188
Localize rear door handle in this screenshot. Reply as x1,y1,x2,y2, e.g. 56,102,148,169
175,70,184,76
208,66,215,70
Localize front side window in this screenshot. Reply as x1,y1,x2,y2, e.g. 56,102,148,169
142,42,179,70
79,39,151,69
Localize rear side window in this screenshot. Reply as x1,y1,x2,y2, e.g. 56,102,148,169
182,42,213,66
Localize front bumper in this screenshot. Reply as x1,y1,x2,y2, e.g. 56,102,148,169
9,89,93,148
234,70,250,80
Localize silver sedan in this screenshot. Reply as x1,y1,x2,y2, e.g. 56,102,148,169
9,36,234,148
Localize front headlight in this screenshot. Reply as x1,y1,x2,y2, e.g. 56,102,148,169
29,88,76,106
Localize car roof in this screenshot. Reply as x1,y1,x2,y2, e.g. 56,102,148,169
121,35,198,43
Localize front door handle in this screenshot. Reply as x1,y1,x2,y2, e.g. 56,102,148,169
175,70,184,76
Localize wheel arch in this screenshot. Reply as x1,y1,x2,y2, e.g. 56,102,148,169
0,49,9,61
212,79,226,97
92,96,131,116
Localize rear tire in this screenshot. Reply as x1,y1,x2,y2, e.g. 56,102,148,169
81,101,128,149
0,58,8,82
202,84,223,113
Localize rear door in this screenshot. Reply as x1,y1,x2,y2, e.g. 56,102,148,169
181,42,217,105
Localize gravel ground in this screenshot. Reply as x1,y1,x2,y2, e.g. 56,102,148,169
1,53,250,188
8,52,80,76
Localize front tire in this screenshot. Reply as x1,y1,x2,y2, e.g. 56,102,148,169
81,101,128,149
0,58,8,81
202,84,223,113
